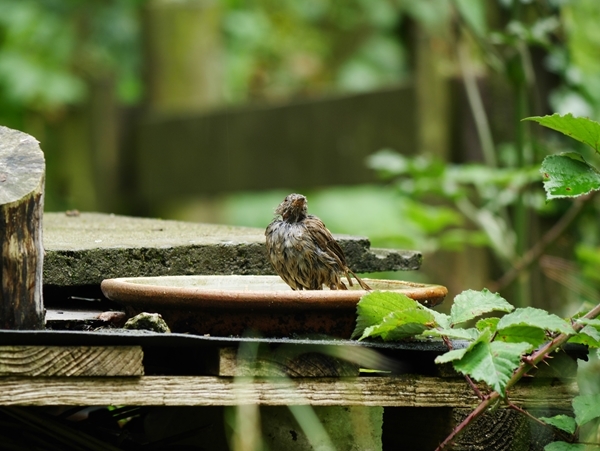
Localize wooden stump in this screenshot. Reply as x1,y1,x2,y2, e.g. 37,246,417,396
0,126,45,329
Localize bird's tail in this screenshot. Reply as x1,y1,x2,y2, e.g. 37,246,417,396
346,268,372,291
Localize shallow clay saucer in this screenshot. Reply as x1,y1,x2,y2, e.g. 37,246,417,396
101,275,447,338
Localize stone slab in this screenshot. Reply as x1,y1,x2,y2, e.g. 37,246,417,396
43,212,421,286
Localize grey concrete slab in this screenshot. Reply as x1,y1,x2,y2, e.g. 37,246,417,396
43,212,421,286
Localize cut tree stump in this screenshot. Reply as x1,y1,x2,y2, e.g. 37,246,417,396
0,126,45,329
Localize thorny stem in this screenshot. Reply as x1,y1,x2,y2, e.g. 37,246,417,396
490,195,588,292
442,335,484,400
435,393,500,451
435,301,600,451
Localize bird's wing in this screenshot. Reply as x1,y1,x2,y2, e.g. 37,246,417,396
304,215,347,267
304,215,372,291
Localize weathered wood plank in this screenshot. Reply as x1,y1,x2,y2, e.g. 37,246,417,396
0,126,45,330
0,346,143,376
0,375,576,407
218,347,359,377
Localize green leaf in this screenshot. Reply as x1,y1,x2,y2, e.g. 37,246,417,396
497,307,575,335
523,113,600,153
573,393,600,426
435,329,533,396
360,308,434,341
544,442,588,451
540,152,600,199
495,325,547,347
353,291,419,339
435,346,469,364
427,328,480,341
568,325,600,348
420,305,451,329
450,289,514,326
576,317,600,329
354,291,437,341
454,340,533,397
476,317,500,333
539,415,577,434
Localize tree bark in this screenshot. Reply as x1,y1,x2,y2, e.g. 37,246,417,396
0,126,45,329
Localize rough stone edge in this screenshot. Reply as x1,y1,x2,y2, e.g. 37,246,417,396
44,241,422,286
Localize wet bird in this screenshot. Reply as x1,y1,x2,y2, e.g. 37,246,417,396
265,193,371,291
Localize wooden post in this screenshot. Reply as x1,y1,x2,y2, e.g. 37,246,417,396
0,126,45,329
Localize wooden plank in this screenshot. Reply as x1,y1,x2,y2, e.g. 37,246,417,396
0,346,143,377
45,309,126,327
0,375,576,407
218,347,359,377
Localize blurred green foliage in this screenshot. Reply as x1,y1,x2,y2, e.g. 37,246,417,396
367,149,544,269
221,0,408,102
0,0,410,124
0,0,142,127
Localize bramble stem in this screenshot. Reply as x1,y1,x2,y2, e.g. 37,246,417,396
436,301,600,450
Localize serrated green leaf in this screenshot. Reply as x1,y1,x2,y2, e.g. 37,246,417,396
421,306,451,329
476,317,500,333
359,308,434,341
539,415,577,434
540,152,600,199
544,442,587,451
497,307,575,335
353,291,420,338
454,340,533,397
568,325,600,348
435,329,533,396
495,325,547,347
450,289,514,326
573,394,600,426
435,346,469,364
576,317,600,329
427,327,480,341
523,113,600,152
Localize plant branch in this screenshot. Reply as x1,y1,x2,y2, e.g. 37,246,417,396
435,392,500,451
457,36,497,168
437,301,600,450
490,195,588,292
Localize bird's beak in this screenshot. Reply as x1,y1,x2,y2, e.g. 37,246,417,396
293,197,306,207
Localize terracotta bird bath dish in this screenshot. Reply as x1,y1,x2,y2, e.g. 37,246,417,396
101,275,447,338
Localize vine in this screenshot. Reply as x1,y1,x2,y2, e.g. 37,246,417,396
356,114,600,450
